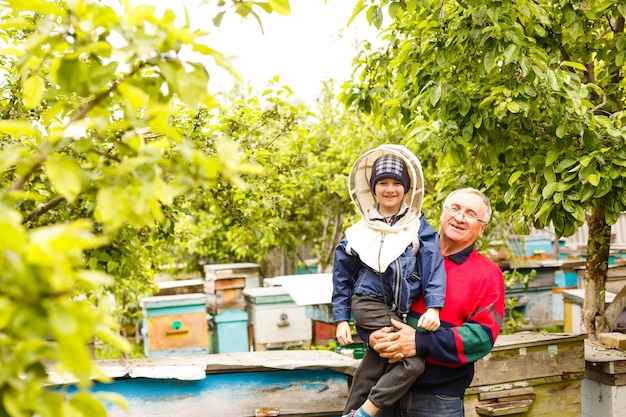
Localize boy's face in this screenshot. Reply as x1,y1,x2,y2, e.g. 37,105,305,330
374,179,405,215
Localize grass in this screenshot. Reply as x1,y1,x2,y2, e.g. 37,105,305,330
95,340,146,360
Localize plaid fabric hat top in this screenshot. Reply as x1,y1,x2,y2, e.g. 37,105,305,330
369,154,411,193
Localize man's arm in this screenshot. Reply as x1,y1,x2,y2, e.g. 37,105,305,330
373,295,504,365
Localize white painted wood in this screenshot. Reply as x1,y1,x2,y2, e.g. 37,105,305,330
582,379,626,417
249,302,312,345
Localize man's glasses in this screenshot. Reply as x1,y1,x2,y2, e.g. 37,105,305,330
444,205,486,224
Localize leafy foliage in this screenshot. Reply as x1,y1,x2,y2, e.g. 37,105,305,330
0,0,290,415
345,0,626,339
155,81,404,274
501,269,536,334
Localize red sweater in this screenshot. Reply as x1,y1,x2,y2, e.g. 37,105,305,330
407,246,505,397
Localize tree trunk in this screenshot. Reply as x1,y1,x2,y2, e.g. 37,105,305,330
318,212,345,272
582,206,612,341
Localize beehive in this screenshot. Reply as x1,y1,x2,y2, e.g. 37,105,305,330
140,293,209,357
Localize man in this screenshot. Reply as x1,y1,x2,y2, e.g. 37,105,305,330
368,187,506,417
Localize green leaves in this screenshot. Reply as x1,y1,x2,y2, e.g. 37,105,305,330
484,47,496,72
269,0,291,15
157,61,210,109
22,75,45,109
0,203,127,414
0,120,42,140
0,1,301,415
346,0,626,242
44,155,84,203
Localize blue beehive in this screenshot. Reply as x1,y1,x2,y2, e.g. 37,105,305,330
211,309,249,354
508,235,554,258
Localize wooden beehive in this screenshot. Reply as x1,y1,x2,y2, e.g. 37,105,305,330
583,340,626,417
140,293,209,357
465,332,586,417
204,269,246,314
243,286,312,351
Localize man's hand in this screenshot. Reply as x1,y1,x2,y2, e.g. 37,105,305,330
335,321,353,346
370,319,417,363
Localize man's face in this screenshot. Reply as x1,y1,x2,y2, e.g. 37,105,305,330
440,191,487,247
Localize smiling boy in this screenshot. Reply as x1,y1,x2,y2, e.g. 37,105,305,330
332,145,446,417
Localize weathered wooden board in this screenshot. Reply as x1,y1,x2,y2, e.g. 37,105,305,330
465,333,586,417
585,340,626,381
204,276,246,293
83,368,348,417
156,279,205,296
51,351,359,417
471,333,586,387
466,379,582,417
94,350,361,376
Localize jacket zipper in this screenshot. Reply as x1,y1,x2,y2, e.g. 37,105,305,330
393,258,407,323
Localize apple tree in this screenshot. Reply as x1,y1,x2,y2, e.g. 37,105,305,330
344,0,626,340
0,0,289,415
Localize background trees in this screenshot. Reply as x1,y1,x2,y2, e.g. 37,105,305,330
344,0,626,341
0,0,292,415
0,0,390,414
3,0,626,414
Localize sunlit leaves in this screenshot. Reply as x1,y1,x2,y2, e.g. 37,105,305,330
158,61,210,109
367,5,384,29
67,392,109,417
0,1,295,415
22,75,45,109
0,205,126,413
269,0,291,15
0,120,42,140
118,82,149,111
44,154,84,203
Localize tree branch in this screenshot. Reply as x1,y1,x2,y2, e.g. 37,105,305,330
22,196,65,224
10,59,151,192
593,91,608,114
10,153,45,191
69,60,146,124
605,283,626,330
90,146,121,163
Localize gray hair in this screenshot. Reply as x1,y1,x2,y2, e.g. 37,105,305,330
443,188,492,223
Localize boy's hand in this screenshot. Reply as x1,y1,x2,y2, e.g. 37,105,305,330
417,307,441,331
335,321,353,346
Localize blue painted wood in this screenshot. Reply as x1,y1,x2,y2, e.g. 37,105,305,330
211,310,249,353
141,294,208,316
143,346,210,357
64,369,348,416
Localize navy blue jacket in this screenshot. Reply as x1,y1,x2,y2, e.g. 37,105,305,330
332,215,446,324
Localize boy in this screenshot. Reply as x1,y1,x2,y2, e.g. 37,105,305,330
332,145,446,417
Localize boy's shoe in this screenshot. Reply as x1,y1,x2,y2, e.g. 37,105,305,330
341,408,373,417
